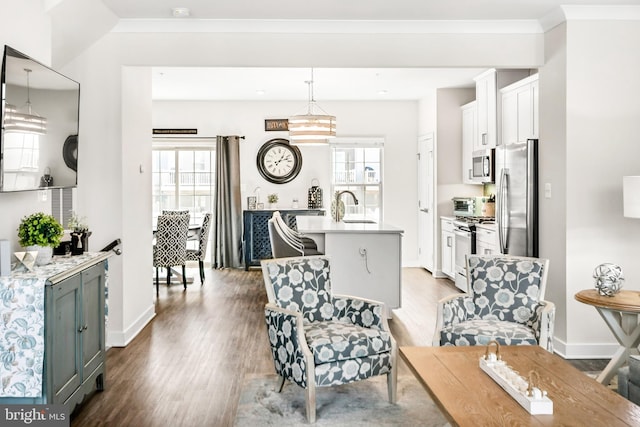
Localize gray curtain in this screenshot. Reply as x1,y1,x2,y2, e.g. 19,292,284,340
213,135,243,268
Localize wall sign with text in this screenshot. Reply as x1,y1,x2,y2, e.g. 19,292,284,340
264,119,289,132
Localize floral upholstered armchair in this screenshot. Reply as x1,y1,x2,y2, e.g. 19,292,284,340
433,255,555,351
261,255,397,423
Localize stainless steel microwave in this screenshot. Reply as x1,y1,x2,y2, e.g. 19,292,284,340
471,149,494,183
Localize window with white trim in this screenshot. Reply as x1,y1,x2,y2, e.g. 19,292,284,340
330,138,383,222
151,139,215,229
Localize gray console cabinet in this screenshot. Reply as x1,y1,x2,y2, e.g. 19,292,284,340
48,262,105,408
0,254,107,416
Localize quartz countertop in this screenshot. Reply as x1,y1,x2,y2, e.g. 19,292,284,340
296,216,403,234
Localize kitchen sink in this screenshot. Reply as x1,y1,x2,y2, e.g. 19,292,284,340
342,219,377,224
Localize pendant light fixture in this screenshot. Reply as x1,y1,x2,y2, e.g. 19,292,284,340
4,68,47,135
288,68,335,145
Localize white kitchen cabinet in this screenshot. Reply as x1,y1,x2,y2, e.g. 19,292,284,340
441,218,455,279
474,69,531,150
461,101,478,184
500,74,539,145
474,70,496,150
475,225,498,256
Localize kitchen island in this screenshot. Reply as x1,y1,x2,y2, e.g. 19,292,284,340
296,216,403,317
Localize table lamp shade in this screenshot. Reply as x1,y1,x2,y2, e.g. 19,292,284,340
623,176,640,218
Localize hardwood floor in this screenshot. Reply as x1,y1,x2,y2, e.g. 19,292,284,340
70,265,606,426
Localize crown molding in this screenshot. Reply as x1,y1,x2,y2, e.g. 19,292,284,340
112,18,543,34
562,5,640,21
541,5,640,32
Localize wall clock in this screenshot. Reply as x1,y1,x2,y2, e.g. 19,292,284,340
256,138,302,184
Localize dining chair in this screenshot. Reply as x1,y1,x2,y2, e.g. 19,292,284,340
153,213,190,294
268,216,322,258
185,212,212,284
261,255,397,422
272,211,318,251
433,254,555,351
162,210,190,215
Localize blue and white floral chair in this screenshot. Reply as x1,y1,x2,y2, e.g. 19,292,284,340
433,255,555,351
261,255,397,423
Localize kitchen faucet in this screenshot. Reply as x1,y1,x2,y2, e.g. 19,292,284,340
333,190,359,222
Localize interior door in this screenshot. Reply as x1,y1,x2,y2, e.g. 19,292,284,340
417,134,435,271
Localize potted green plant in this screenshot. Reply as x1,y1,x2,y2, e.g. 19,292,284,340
267,193,279,209
17,212,64,265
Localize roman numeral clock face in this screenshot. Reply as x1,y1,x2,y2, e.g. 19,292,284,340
257,138,302,184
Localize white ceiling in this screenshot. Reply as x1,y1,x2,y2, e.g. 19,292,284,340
101,0,640,101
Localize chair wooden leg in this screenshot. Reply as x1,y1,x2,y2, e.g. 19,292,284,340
166,267,171,286
155,267,159,295
276,375,286,393
182,265,187,289
306,385,316,423
199,261,205,284
387,366,397,404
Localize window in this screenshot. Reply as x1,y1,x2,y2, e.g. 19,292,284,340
2,133,39,190
151,139,215,229
331,138,383,222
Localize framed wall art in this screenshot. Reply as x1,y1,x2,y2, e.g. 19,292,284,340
264,119,289,132
247,196,257,210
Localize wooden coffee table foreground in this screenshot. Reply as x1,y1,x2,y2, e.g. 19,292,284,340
400,346,640,426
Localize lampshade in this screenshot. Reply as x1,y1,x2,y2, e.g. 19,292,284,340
289,69,335,145
4,103,47,134
4,68,47,135
623,176,640,218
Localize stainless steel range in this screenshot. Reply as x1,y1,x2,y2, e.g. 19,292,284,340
452,216,495,292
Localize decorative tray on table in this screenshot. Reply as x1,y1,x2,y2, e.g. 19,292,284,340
479,341,553,415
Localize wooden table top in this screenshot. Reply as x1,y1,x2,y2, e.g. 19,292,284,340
575,289,640,313
400,345,640,426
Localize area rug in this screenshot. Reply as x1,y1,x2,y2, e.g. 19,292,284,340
234,374,449,426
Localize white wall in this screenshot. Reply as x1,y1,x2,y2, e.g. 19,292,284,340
539,18,640,358
562,19,640,357
0,0,53,250
539,23,569,349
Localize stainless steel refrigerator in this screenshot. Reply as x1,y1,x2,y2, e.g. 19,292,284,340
495,139,538,257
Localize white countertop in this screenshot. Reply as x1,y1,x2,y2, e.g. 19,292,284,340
297,216,403,234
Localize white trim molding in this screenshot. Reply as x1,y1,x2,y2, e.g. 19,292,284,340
106,305,156,347
541,5,640,32
113,18,543,34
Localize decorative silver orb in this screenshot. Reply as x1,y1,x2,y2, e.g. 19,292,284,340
593,263,624,296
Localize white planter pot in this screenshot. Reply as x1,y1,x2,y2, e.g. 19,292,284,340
25,245,53,266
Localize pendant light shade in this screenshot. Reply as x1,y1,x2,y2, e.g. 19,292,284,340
4,68,47,135
289,69,335,145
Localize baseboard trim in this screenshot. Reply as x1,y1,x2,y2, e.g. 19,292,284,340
553,337,619,359
106,305,156,347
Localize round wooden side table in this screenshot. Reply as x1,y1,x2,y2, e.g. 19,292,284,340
575,289,640,385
